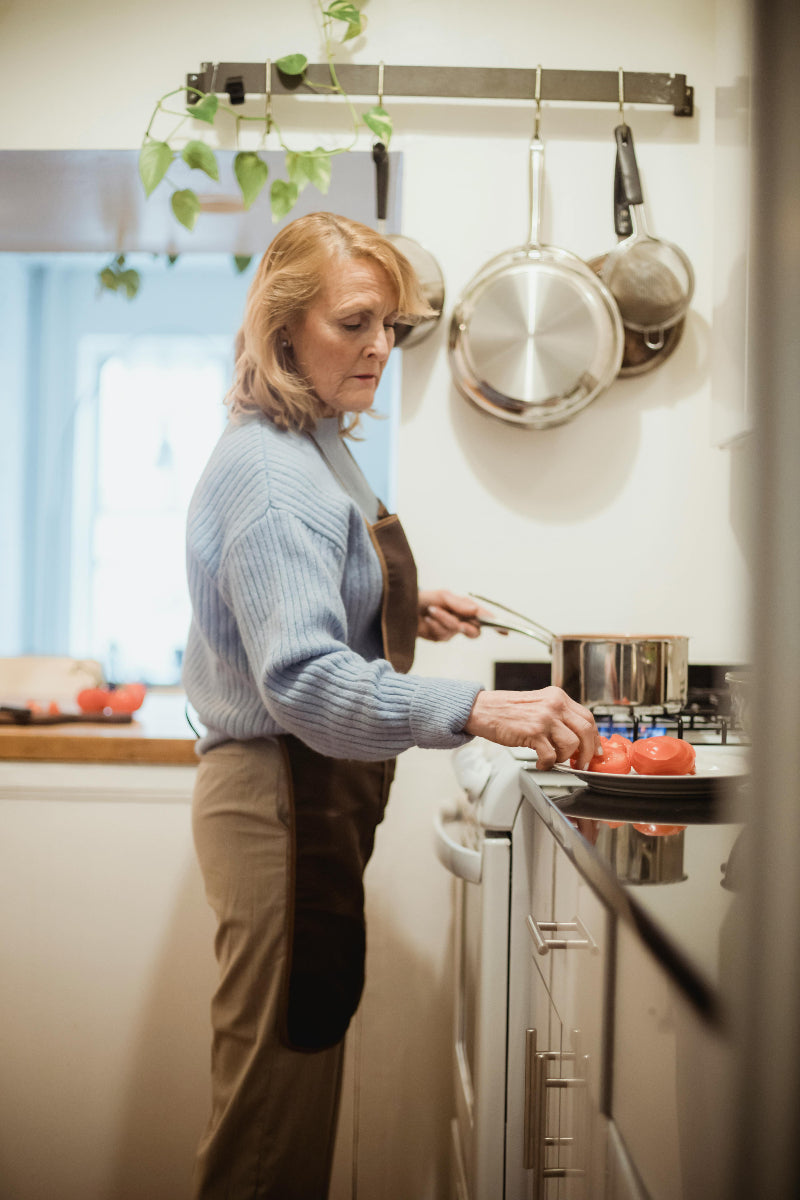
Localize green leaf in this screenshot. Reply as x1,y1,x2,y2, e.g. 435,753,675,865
117,269,141,299
275,53,308,77
234,151,269,209
325,1,362,24
181,140,219,181
189,92,219,124
363,106,393,146
324,1,365,37
270,179,299,222
343,12,366,39
171,188,201,230
297,148,332,195
233,255,253,274
139,140,173,197
167,254,179,266
99,267,119,292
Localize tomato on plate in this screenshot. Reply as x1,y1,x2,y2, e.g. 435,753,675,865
630,735,696,776
575,734,633,775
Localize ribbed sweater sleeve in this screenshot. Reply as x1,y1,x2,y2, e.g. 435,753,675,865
220,507,480,760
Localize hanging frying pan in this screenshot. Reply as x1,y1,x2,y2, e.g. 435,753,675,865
598,125,694,350
587,143,685,376
372,142,445,348
448,133,624,428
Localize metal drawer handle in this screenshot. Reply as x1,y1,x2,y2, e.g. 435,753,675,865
523,1031,588,1198
526,912,598,955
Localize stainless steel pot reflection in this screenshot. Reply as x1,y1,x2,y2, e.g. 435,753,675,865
594,822,687,886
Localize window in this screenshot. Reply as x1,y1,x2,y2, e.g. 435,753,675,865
1,252,400,684
70,336,230,683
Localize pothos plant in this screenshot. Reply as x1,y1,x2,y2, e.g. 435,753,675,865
99,1,392,298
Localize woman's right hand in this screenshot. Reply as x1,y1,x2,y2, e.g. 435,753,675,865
464,686,601,771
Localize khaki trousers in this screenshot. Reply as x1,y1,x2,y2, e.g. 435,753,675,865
191,739,345,1200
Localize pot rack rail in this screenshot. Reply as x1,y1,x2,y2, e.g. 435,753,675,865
186,64,694,117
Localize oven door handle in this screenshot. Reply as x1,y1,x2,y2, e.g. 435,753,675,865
433,809,483,883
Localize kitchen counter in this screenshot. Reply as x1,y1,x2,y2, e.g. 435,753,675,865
0,692,198,765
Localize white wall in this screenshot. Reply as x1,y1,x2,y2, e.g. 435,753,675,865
0,2,747,1198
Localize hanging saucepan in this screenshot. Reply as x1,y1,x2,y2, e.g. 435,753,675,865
598,125,694,351
471,593,689,711
588,143,685,375
372,142,445,348
448,132,624,428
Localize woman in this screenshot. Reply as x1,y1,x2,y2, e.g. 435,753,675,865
183,211,599,1200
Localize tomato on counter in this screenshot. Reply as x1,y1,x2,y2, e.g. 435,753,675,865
577,733,633,774
630,735,696,776
76,683,147,715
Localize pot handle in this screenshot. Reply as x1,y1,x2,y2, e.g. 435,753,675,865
614,124,644,208
469,593,555,650
614,145,633,238
372,141,389,226
527,136,544,249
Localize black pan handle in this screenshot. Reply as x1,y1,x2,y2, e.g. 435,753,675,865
372,141,389,223
614,124,643,208
614,147,633,237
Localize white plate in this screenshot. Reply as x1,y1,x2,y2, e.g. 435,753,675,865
552,746,749,799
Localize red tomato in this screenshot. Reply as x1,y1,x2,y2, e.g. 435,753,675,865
76,687,112,713
630,736,696,776
106,684,147,714
601,820,626,829
76,683,147,714
577,734,633,775
632,823,687,837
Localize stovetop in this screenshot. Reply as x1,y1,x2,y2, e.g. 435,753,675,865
494,660,749,746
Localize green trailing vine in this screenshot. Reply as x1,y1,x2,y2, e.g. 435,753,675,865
100,2,391,298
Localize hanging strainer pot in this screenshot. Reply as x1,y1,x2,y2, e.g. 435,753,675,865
599,125,694,350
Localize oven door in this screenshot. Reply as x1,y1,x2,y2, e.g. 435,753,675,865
434,812,511,1200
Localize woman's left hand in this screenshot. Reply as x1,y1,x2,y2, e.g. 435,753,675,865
418,589,485,642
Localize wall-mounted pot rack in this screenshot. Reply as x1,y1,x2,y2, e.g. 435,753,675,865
186,64,694,117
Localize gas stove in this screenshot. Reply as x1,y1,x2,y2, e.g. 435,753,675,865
494,660,749,746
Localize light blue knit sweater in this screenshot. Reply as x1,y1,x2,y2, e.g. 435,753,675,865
183,412,483,759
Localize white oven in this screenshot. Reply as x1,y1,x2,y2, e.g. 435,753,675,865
435,740,552,1200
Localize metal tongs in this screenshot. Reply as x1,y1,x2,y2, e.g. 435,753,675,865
469,594,554,650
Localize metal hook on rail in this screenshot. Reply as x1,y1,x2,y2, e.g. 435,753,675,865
532,64,542,140
265,58,273,134
618,66,627,134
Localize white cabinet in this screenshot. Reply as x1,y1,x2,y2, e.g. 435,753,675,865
611,921,733,1200
519,805,733,1200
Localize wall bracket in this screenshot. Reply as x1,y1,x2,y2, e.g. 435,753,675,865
186,63,694,117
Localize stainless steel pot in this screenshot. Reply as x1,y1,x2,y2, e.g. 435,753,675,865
473,594,689,711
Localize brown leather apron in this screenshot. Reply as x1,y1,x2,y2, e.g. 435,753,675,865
279,485,418,1053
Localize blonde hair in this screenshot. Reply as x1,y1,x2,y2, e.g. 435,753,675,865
227,211,433,433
